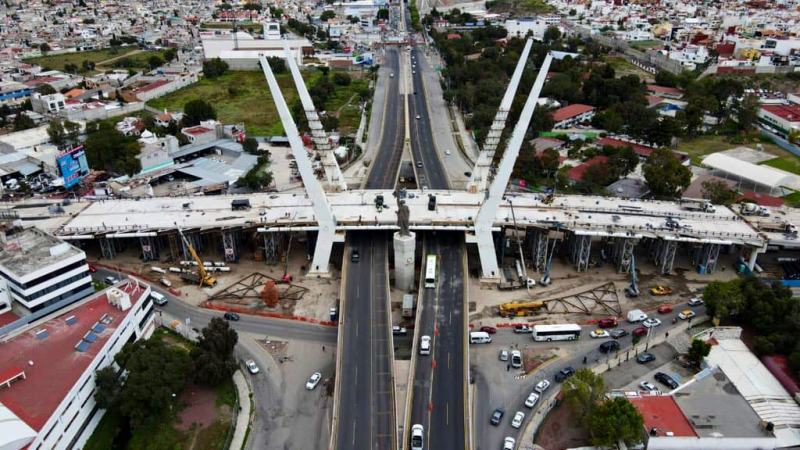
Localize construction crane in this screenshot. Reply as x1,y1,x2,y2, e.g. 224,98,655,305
498,300,545,317
624,253,639,298
178,229,217,287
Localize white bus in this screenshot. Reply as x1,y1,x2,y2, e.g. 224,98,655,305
424,254,437,288
532,324,582,342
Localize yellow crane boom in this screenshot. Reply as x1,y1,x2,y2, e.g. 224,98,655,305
178,229,216,287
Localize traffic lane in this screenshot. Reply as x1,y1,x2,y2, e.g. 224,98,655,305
429,243,465,450
366,48,402,189
371,240,395,450
92,268,337,343
410,47,448,189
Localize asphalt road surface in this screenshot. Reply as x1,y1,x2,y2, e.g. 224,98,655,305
366,47,404,190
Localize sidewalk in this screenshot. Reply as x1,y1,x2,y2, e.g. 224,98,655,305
229,370,252,450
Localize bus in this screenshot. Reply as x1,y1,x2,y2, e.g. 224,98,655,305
424,254,437,288
532,324,582,342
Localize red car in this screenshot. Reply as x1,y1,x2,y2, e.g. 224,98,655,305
88,263,97,273
598,318,618,328
657,304,673,314
632,327,648,338
480,326,497,334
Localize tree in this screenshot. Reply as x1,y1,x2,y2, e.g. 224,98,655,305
543,25,561,43
84,121,142,175
182,99,216,126
35,84,57,95
266,56,286,73
81,59,96,72
202,57,229,79
376,8,389,20
582,163,613,191
703,279,744,321
163,48,178,62
332,72,351,86
587,397,644,447
147,54,165,70
242,137,259,154
113,339,190,428
539,148,560,173
687,339,712,367
191,318,239,386
607,146,639,178
47,118,67,147
13,113,35,131
643,148,691,199
39,43,50,53
655,70,679,88
94,366,122,409
563,368,606,425
701,179,737,205
737,94,760,132
320,10,336,21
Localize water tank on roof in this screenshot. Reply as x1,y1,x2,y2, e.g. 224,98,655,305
49,242,70,257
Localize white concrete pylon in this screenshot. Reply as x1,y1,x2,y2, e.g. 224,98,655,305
283,47,347,192
474,52,553,281
259,55,338,276
467,37,534,193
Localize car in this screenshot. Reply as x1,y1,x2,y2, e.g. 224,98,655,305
657,304,673,314
411,424,424,450
636,352,656,364
650,286,673,296
390,72,395,78
688,297,704,306
655,372,679,389
598,318,618,328
499,349,509,361
511,411,525,429
534,379,551,393
150,292,168,306
419,335,431,355
415,115,421,120
510,350,522,368
88,263,97,273
599,340,620,353
223,312,240,321
245,359,260,374
524,392,540,408
643,318,662,328
445,150,452,156
392,325,408,335
416,161,423,168
351,249,360,263
590,329,610,339
305,372,322,390
503,437,516,450
639,380,658,392
610,328,629,339
480,325,497,334
678,309,696,320
555,367,575,382
490,408,505,426
104,276,118,285
632,326,648,337
513,324,532,334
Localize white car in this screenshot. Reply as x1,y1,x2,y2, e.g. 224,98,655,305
590,329,610,339
524,392,540,408
245,359,260,374
511,411,525,429
499,349,509,361
643,318,662,328
305,372,322,390
415,115,421,120
678,309,696,320
420,335,431,355
688,297,704,306
639,380,659,392
503,436,516,450
534,379,551,393
510,350,522,369
411,424,424,450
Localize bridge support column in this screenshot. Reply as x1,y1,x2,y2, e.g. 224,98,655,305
654,239,677,275
167,234,180,261
263,233,283,264
747,245,765,270
222,230,238,262
529,229,549,273
694,243,721,274
393,231,416,291
180,233,201,262
613,238,636,273
140,236,158,262
99,237,116,260
570,234,591,272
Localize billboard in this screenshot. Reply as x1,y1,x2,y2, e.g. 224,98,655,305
57,145,90,189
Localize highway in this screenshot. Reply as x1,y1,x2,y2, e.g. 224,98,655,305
334,46,403,449
407,43,468,450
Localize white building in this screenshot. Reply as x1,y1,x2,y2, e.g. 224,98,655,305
200,20,312,69
0,280,156,450
30,92,66,114
668,45,710,70
138,131,178,174
0,228,92,313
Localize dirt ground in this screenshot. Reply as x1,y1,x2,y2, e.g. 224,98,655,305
533,401,591,450
176,385,220,431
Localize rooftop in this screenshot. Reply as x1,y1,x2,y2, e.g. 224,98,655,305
568,155,608,182
552,103,595,122
761,104,800,123
0,281,148,431
183,126,213,136
0,228,83,278
629,395,697,438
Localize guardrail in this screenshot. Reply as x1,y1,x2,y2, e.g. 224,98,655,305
328,234,350,450
402,240,428,450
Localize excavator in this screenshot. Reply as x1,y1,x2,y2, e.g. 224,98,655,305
178,229,217,287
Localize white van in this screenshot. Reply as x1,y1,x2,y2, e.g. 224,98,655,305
627,309,648,323
160,278,172,288
469,331,492,344
150,266,166,274
150,291,168,306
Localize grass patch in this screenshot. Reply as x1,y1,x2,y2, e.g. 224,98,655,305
487,0,554,14
630,39,663,50
215,377,237,408
193,415,233,450
676,134,791,165
604,56,653,79
783,191,800,207
761,155,800,175
24,47,164,74
200,22,263,33
83,410,124,450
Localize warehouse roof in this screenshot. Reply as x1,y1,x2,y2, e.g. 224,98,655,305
701,153,796,190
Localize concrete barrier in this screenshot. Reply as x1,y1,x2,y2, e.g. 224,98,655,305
327,235,350,450
401,240,428,450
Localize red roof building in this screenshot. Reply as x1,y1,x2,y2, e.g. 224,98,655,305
628,395,698,438
646,84,685,99
597,137,690,164
739,191,785,207
551,104,596,129
568,155,608,182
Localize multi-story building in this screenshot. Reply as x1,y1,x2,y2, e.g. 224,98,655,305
551,103,596,129
0,280,156,450
0,228,93,313
0,81,32,105
759,104,800,138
